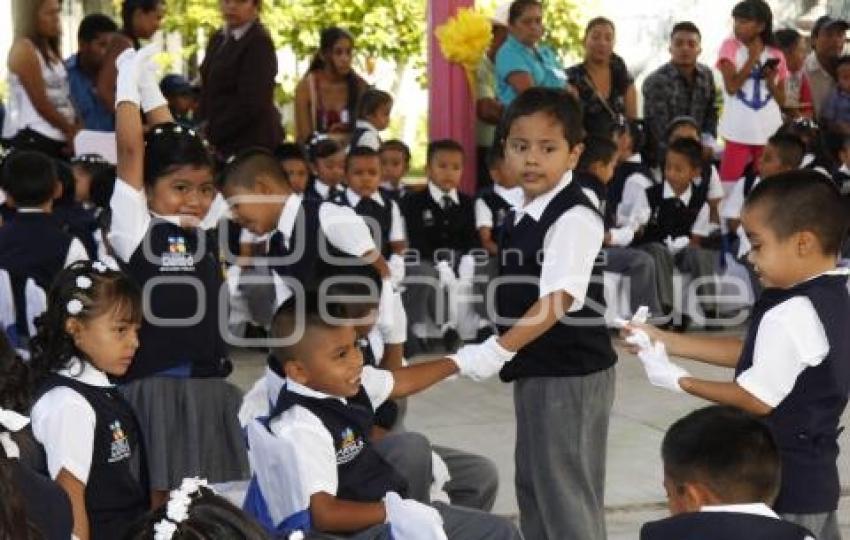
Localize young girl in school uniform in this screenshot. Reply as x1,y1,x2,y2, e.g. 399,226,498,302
109,45,248,507
29,261,149,540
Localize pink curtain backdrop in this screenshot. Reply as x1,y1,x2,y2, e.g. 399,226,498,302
427,0,477,194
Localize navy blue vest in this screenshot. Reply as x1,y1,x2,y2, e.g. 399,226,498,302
53,203,99,258
575,172,610,227
401,190,478,262
0,212,73,291
609,159,656,225
117,218,229,381
304,179,345,204
640,512,814,540
496,179,616,380
36,374,149,540
637,182,707,245
735,274,850,513
337,193,394,259
475,186,513,241
268,385,408,502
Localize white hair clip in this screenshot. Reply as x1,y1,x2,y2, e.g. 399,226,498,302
67,299,84,315
76,276,92,290
91,261,109,273
153,520,178,540
153,477,211,539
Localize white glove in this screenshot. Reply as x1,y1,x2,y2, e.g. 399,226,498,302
435,260,457,289
384,491,447,540
626,331,689,393
388,254,406,289
629,207,651,229
458,254,476,282
115,48,141,106
451,336,515,381
137,43,168,113
377,285,407,345
608,226,635,247
664,235,690,254
613,305,649,329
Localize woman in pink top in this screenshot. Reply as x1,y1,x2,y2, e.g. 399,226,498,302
716,0,787,182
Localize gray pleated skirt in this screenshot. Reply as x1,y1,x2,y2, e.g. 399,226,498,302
120,376,250,491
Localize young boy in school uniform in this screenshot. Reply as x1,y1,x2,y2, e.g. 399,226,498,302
640,405,815,540
575,135,664,319
401,139,479,346
611,120,657,227
242,293,521,539
0,150,88,291
379,139,412,200
351,89,393,151
624,171,850,540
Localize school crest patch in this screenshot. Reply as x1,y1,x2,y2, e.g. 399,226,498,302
108,420,132,463
161,235,195,270
336,427,365,465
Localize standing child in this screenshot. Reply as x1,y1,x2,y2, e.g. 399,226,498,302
717,0,788,181
624,171,850,540
304,135,346,203
774,28,813,120
273,143,310,195
379,139,412,199
351,88,393,151
110,46,249,507
641,406,815,540
29,261,149,540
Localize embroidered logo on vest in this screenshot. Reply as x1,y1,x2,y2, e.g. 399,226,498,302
495,208,507,229
422,209,434,227
108,420,132,463
161,235,195,270
336,427,365,465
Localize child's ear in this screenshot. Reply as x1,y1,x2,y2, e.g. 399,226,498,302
52,180,64,201
284,358,310,385
64,317,82,343
567,142,585,170
796,230,821,257
679,481,714,513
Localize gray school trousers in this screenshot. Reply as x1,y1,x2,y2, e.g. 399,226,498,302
638,243,719,314
781,511,841,540
514,368,616,540
602,247,663,317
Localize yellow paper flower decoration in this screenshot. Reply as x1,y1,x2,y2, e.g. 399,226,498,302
435,7,493,97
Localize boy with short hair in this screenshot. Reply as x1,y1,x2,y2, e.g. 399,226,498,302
474,145,522,257
352,89,393,151
379,139,411,199
624,170,850,540
243,293,521,539
641,405,815,540
273,143,311,195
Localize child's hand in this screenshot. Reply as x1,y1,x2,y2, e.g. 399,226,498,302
620,321,667,355
388,254,406,290
384,492,447,540
377,282,407,345
450,336,515,381
136,43,167,113
435,260,457,289
607,226,635,247
631,340,689,393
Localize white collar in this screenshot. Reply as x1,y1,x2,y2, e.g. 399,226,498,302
381,181,403,193
841,164,850,174
58,358,113,388
345,187,386,208
313,179,333,199
17,208,46,214
285,377,347,404
515,170,573,223
801,153,815,167
264,367,286,409
275,193,303,247
227,19,255,40
793,268,850,287
626,153,642,164
581,187,602,211
700,503,779,519
663,181,692,204
428,182,459,206
493,184,523,207
356,119,377,131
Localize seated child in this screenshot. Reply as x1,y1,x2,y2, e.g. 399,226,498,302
401,139,480,346
776,118,833,178
774,28,814,120
30,262,149,540
576,135,663,319
159,73,197,128
612,119,657,228
0,150,88,291
351,88,393,151
641,405,815,540
242,293,520,539
304,135,347,203
624,170,850,540
632,137,720,327
53,160,99,258
379,139,412,199
474,145,522,257
820,55,850,138
273,142,310,195
662,116,723,224
70,154,112,210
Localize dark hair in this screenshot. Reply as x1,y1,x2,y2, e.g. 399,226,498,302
306,135,344,163
766,132,805,169
775,118,833,170
731,0,775,46
664,115,700,143
29,261,143,385
77,13,118,43
357,88,393,120
836,54,850,70
125,486,269,540
0,332,30,416
53,160,76,208
143,123,212,188
427,139,465,165
577,135,618,172
121,0,162,37
773,27,801,51
71,156,117,209
508,0,542,24
270,290,358,365
663,406,780,504
486,142,505,169
379,140,411,164
2,150,57,207
670,21,701,40
745,170,848,255
221,147,288,190
666,137,704,169
309,27,360,133
500,87,585,147
272,143,308,165
584,16,615,41
616,119,647,154
345,145,381,171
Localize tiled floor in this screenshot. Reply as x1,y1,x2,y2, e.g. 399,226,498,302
230,337,850,539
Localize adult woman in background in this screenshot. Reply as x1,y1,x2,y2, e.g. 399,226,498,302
96,0,164,113
4,0,78,158
198,0,283,160
294,27,368,144
567,17,637,137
